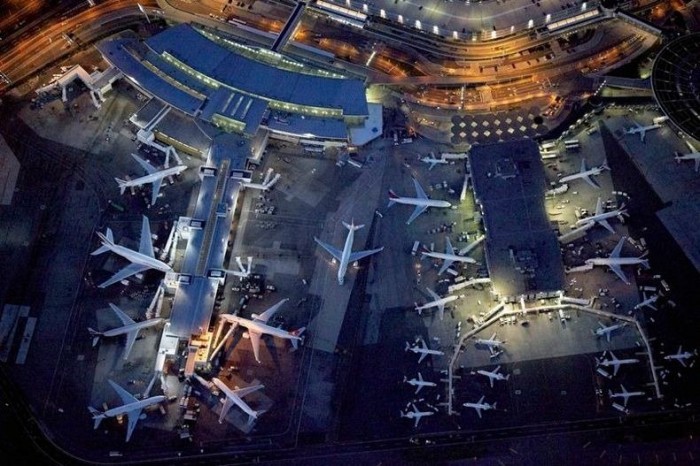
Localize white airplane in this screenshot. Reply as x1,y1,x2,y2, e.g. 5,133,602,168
458,235,485,256
585,236,649,285
596,351,639,376
664,346,697,367
403,372,436,394
474,333,506,355
624,120,661,142
400,403,434,427
211,377,264,424
608,384,644,407
88,379,166,442
388,177,452,225
419,152,449,170
314,220,384,285
91,215,173,288
476,366,510,388
405,337,444,363
634,294,658,311
240,168,281,190
463,395,496,418
115,153,187,206
558,159,609,189
219,298,305,364
414,288,457,320
575,197,628,234
674,140,700,172
592,321,626,343
88,303,164,360
421,237,477,275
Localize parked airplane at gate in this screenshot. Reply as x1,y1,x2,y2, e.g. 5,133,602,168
592,321,626,343
474,333,506,356
664,346,697,367
463,395,496,418
115,153,187,206
388,177,452,224
558,159,609,189
314,220,384,285
421,237,477,275
585,236,649,285
596,351,639,376
219,299,305,364
400,403,434,427
608,384,644,407
624,120,662,142
405,337,444,363
92,215,173,288
575,197,628,234
674,140,700,172
403,372,437,394
414,288,457,320
88,303,164,360
419,152,450,170
88,379,166,442
476,365,510,388
634,294,658,311
211,377,264,424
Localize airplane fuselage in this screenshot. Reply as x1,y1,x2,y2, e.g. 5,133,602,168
576,209,625,228
391,196,451,209
586,257,647,267
121,165,186,188
626,124,660,135
415,295,458,312
422,251,477,264
102,395,166,419
96,232,173,272
212,378,257,418
477,370,506,382
410,348,443,357
337,226,357,285
666,352,692,361
407,379,436,389
559,167,604,184
475,339,502,348
223,315,301,342
102,318,164,339
600,358,638,368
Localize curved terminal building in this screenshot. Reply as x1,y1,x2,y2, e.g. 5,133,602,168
97,24,374,146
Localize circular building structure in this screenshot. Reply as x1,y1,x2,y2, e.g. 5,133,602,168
651,33,700,140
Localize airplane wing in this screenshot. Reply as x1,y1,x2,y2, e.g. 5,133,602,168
249,331,263,363
445,237,455,255
685,140,697,152
124,407,143,442
131,153,157,175
98,263,150,288
150,177,163,206
348,246,384,263
595,198,603,216
437,258,454,275
640,130,646,143
475,407,482,418
219,397,234,422
598,219,615,234
108,379,139,405
608,264,630,285
415,385,423,394
580,158,587,174
414,415,420,428
582,174,600,189
489,376,494,388
679,357,687,367
234,384,264,399
412,178,428,199
695,159,700,172
253,299,289,323
612,363,620,376
314,237,343,261
139,216,156,258
606,330,611,343
108,303,136,327
123,330,140,360
417,351,427,364
426,288,440,301
406,204,428,225
611,237,625,258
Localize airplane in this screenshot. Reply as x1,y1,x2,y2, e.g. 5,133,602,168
88,303,164,360
596,351,639,376
458,235,485,256
463,395,496,418
211,377,264,424
400,403,434,427
634,294,658,311
585,236,649,285
91,215,174,288
414,288,457,320
314,220,383,285
405,337,444,363
421,237,477,275
115,153,187,206
575,197,628,234
664,346,697,367
419,152,450,170
624,120,661,142
403,372,436,394
592,321,626,343
240,167,281,190
476,365,510,388
388,177,452,225
608,384,644,407
674,140,700,172
88,379,166,442
219,298,305,364
558,159,609,189
474,333,506,355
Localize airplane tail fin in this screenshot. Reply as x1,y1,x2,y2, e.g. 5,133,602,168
342,220,364,232
87,328,102,346
91,228,114,255
493,402,497,410
403,376,407,382
387,190,399,207
115,178,128,195
506,374,511,381
405,342,410,352
640,259,650,269
601,162,610,171
290,327,306,349
88,407,104,429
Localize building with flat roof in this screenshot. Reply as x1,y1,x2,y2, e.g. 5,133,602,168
97,24,375,145
470,140,564,299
